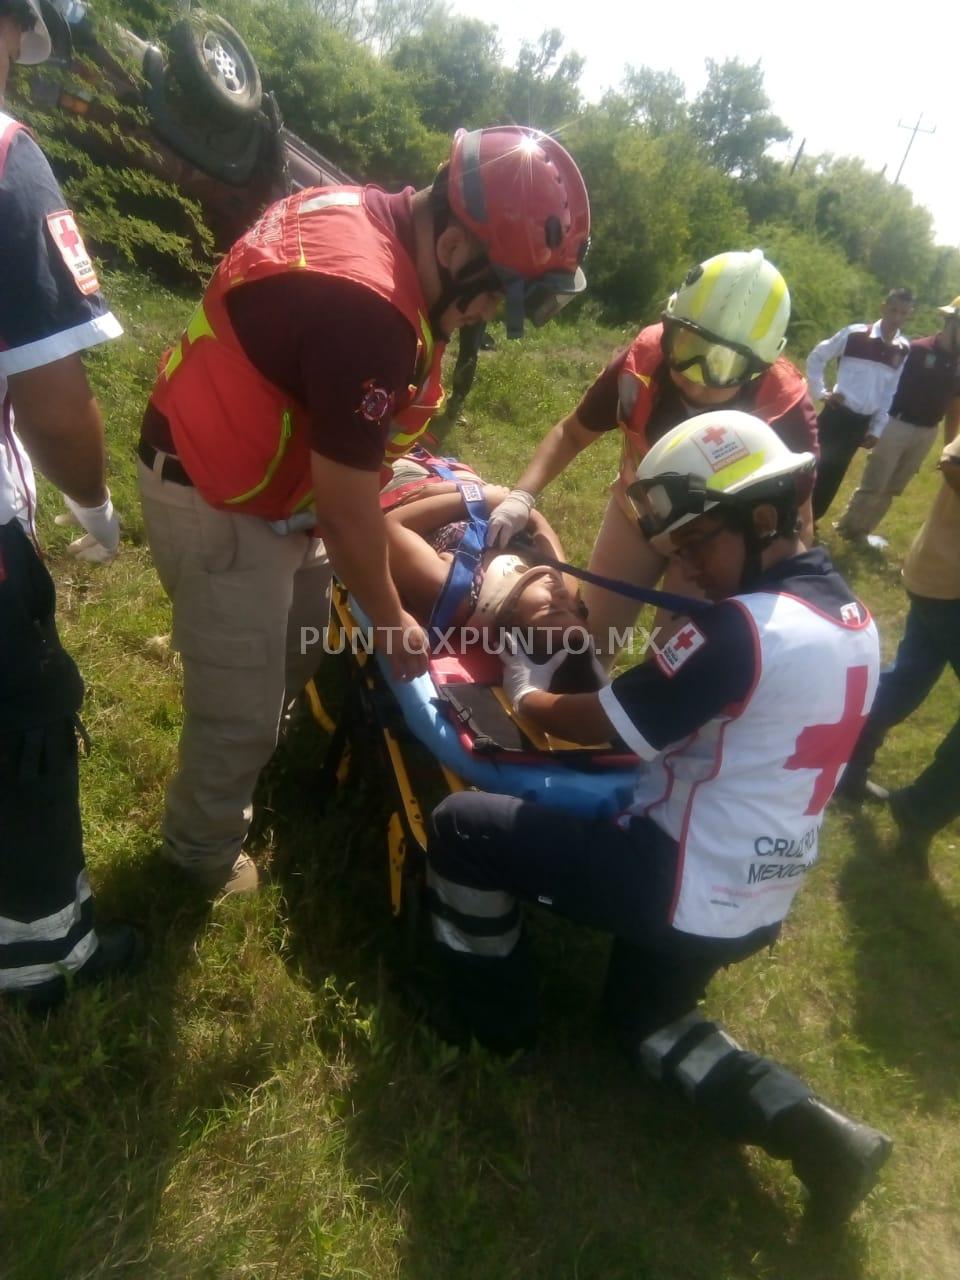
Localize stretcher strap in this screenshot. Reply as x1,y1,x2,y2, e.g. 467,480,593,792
426,458,490,636
536,554,714,615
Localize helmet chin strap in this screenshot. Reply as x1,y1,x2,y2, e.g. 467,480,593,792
428,252,498,340
726,508,777,591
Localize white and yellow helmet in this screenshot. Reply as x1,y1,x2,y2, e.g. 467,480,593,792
663,249,790,386
629,410,814,541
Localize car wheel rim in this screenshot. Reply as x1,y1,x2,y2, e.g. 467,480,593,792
201,31,246,96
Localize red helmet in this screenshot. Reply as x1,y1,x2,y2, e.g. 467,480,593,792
446,127,590,336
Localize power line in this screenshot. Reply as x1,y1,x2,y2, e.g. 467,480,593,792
894,113,936,184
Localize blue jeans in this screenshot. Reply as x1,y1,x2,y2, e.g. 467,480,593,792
848,593,960,832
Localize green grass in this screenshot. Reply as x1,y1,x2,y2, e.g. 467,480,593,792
2,277,959,1279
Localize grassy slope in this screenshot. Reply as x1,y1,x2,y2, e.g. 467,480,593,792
1,274,959,1280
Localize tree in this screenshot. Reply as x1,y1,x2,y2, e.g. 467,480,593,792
389,14,504,133
361,0,447,58
566,107,748,324
689,58,790,179
618,66,688,136
751,222,876,350
502,29,583,130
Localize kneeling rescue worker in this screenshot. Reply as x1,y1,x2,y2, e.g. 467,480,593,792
423,411,892,1224
137,126,590,895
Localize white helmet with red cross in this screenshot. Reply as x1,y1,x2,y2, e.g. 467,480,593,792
629,410,814,540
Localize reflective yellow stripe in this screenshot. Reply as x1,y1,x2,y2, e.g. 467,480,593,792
749,273,788,343
185,303,215,345
224,409,293,505
709,453,765,490
163,302,215,381
685,254,729,317
390,427,425,446
662,419,708,455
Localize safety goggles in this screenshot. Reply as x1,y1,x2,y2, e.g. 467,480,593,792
496,266,587,339
663,319,768,389
627,472,725,539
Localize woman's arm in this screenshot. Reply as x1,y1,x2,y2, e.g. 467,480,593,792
383,483,508,621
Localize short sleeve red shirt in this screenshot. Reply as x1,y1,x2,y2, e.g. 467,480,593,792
143,187,423,472
576,345,819,458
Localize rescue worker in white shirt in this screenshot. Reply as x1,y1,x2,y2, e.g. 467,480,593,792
483,250,819,667
807,288,913,520
421,412,891,1224
0,0,141,1010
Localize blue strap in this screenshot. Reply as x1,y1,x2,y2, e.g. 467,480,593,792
421,457,490,637
535,554,715,615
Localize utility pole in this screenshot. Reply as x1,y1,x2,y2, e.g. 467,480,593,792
894,113,936,184
789,137,806,177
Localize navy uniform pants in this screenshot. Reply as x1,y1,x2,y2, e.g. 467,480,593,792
426,791,814,1151
0,519,96,997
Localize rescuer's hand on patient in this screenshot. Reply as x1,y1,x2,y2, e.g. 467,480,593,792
64,490,120,563
485,489,536,548
377,608,430,682
501,638,567,709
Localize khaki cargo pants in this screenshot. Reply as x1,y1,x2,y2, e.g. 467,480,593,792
139,458,331,873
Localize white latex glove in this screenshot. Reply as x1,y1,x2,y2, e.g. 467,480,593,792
502,641,609,710
64,491,120,561
501,642,568,710
485,489,536,548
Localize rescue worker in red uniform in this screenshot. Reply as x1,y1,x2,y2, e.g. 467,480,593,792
138,126,590,895
485,250,819,666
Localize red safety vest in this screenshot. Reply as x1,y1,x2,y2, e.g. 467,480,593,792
149,187,446,519
615,322,809,488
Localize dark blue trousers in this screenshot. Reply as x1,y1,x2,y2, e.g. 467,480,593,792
846,593,960,832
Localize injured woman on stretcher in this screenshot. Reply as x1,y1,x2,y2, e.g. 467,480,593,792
380,453,606,692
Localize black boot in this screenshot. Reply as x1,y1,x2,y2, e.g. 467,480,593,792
773,1098,892,1226
889,789,934,878
5,923,146,1015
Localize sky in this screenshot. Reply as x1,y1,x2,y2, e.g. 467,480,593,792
450,0,959,254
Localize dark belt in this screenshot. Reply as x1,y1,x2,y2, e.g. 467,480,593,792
137,438,194,487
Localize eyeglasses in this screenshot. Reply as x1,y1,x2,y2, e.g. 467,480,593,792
671,523,728,563
663,319,768,389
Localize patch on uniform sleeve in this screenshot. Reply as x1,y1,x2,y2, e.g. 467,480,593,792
45,211,100,296
655,621,707,676
840,601,866,626
358,380,395,424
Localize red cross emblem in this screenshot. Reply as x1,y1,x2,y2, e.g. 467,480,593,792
673,624,699,650
45,211,100,296
702,426,727,445
785,665,870,814
56,217,82,257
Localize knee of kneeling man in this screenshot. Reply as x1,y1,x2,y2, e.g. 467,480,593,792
429,791,514,854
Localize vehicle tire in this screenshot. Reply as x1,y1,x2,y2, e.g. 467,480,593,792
167,10,262,120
